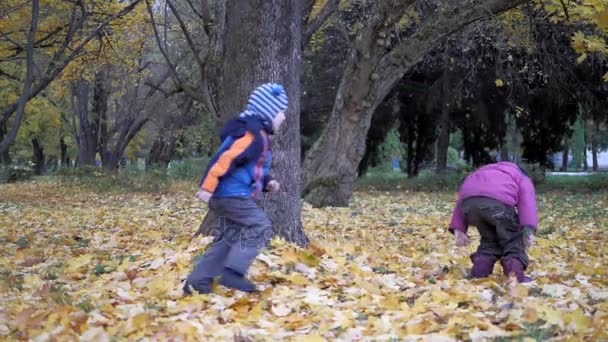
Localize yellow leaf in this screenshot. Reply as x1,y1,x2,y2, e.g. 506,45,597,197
572,31,587,53
287,273,311,286
379,295,400,310
567,308,592,331
127,313,150,334
576,53,588,64
281,248,300,264
594,9,608,29
248,302,263,322
299,251,320,268
67,254,93,273
495,79,504,87
146,277,172,298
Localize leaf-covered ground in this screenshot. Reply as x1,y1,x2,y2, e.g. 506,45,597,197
0,180,607,341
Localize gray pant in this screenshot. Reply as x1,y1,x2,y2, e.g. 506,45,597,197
461,196,529,268
187,197,273,283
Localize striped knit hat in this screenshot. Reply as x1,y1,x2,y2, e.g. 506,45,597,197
241,83,288,122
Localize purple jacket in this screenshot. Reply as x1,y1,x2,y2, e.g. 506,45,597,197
449,162,538,234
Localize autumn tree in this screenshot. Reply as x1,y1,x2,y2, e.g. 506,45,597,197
0,0,144,159
300,0,529,207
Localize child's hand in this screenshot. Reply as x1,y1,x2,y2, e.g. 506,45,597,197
195,189,212,203
266,180,281,193
523,227,535,248
525,234,535,248
455,230,470,247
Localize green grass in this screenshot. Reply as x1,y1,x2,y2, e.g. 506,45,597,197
50,158,210,193
539,174,608,191
355,169,608,193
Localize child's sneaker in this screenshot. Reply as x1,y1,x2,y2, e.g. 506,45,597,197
219,268,257,293
183,279,212,295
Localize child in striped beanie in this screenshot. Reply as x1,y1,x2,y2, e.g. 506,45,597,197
183,83,288,294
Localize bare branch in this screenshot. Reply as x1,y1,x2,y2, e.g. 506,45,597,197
166,0,205,68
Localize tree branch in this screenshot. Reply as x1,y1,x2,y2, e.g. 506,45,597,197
166,0,205,69
144,0,203,103
302,0,339,46
558,0,570,21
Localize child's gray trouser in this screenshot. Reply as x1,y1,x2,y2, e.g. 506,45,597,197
187,197,273,283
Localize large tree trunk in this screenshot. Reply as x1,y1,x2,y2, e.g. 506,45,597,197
32,138,46,175
147,135,178,169
561,142,569,171
301,0,527,207
71,80,98,166
102,117,148,171
210,0,306,245
436,105,450,174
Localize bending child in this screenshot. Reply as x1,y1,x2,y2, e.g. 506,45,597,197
448,162,538,283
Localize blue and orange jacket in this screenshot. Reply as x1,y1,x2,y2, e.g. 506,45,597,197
199,116,274,198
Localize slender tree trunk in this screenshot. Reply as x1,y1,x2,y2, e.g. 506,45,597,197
32,138,46,175
0,123,10,165
301,0,526,206
406,122,415,178
60,138,69,168
583,148,588,171
583,120,589,171
561,142,569,171
214,0,306,245
592,123,599,171
0,0,39,156
436,105,450,174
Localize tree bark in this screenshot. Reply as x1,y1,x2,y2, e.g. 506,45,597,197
301,0,527,207
147,135,178,169
436,104,450,174
0,123,10,165
592,123,599,171
214,0,306,246
406,121,415,178
71,80,98,166
60,138,69,168
583,120,588,171
561,142,569,171
102,117,148,171
32,137,46,175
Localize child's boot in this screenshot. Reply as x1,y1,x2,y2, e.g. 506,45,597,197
219,267,257,293
501,258,532,283
470,254,496,278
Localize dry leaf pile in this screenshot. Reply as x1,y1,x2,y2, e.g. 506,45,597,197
0,181,606,341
